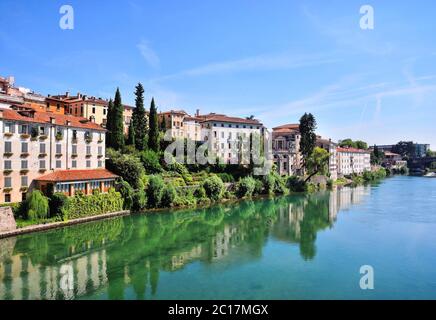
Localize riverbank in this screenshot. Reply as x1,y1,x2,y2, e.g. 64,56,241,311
0,210,130,239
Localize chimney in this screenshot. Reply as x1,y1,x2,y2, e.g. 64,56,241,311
77,92,82,99
196,109,200,117
50,117,56,124
65,91,69,98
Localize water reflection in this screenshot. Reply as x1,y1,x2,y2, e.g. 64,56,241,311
0,185,371,300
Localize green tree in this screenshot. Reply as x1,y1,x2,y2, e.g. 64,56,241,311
109,88,125,150
339,139,357,148
132,83,148,150
202,175,224,201
147,175,165,208
393,141,416,159
148,98,159,152
299,113,317,168
126,121,135,146
355,140,368,150
23,190,49,221
305,147,330,182
160,115,167,132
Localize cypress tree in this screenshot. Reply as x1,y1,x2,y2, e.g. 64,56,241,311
112,88,125,151
106,98,114,149
299,113,317,168
132,83,147,150
126,121,136,146
148,98,159,152
160,115,167,132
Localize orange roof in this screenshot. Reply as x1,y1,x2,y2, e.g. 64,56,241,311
36,169,118,182
273,124,300,130
0,108,106,131
337,147,370,154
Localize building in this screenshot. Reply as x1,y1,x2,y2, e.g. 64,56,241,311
317,137,338,180
158,110,189,139
376,143,430,158
197,112,263,164
0,106,117,204
336,147,371,176
0,75,46,111
272,124,302,176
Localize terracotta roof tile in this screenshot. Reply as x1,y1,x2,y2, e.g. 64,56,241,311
198,113,262,125
0,108,105,131
35,169,118,182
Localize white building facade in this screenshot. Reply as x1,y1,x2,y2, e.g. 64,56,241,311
336,147,371,176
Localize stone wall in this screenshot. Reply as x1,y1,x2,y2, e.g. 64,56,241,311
0,206,16,233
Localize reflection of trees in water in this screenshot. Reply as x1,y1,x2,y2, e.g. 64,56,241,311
0,186,370,299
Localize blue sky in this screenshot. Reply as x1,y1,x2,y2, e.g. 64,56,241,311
0,0,435,148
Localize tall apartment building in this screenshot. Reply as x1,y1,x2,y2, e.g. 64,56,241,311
0,106,117,204
336,147,371,176
198,113,263,164
316,137,338,180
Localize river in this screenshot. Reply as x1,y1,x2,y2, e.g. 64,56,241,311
1,176,435,300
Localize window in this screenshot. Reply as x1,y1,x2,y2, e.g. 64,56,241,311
72,130,77,141
72,145,77,155
214,131,217,138
19,124,28,134
221,143,224,149
21,176,28,187
92,107,96,114
86,146,91,155
72,160,77,168
21,160,28,169
4,141,11,153
236,125,239,128
4,194,11,203
40,143,46,154
56,160,62,168
228,132,232,139
221,132,224,138
98,146,103,156
90,181,100,190
4,177,12,188
21,142,28,153
86,160,91,168
103,109,107,115
56,184,69,193
56,144,62,154
39,126,46,135
4,122,14,133
21,193,27,202
228,124,232,128
221,123,224,127
39,160,46,169
98,160,103,168
4,160,11,170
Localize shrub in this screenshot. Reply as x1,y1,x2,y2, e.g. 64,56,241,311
140,150,163,174
106,149,145,189
161,185,177,207
61,189,123,220
115,179,134,210
23,190,49,221
146,175,165,208
217,173,235,183
254,179,264,195
49,193,68,218
263,174,275,194
287,176,307,192
132,190,147,211
194,186,207,199
236,176,256,198
202,175,224,201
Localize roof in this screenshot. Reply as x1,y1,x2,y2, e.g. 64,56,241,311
197,113,262,125
0,107,106,131
337,147,370,154
273,123,300,130
384,151,401,156
35,169,118,182
160,109,188,115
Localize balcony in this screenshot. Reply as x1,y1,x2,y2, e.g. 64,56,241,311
20,153,30,158
3,152,13,157
3,170,12,175
72,137,78,144
55,153,63,158
55,133,63,141
20,169,29,175
3,187,13,193
86,154,92,158
4,132,13,138
71,153,78,158
97,154,104,158
20,134,30,139
39,153,47,158
39,135,48,140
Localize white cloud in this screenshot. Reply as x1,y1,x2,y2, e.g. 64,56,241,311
137,39,160,69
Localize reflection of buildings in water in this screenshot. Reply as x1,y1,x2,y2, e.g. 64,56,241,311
170,245,203,270
329,185,371,216
211,225,241,260
276,203,305,240
0,245,108,300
